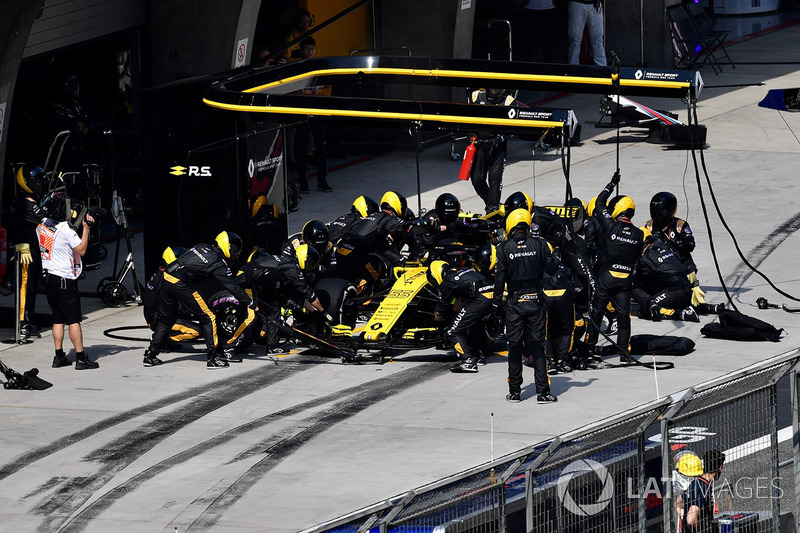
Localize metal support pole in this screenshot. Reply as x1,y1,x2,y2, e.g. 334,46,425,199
638,433,646,533
791,369,800,530
414,124,422,215
661,416,673,532
769,383,780,532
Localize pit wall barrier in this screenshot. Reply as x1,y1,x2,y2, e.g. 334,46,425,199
302,348,800,533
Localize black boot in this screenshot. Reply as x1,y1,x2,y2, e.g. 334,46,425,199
75,351,99,370
52,349,72,368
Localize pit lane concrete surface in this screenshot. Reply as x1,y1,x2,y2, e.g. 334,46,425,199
1,24,800,533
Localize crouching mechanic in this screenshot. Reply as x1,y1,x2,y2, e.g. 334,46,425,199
427,260,494,373
143,246,203,345
142,231,254,369
240,244,328,355
494,209,558,404
633,228,697,322
36,199,99,370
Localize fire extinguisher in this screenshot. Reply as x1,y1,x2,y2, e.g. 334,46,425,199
0,224,7,280
458,136,477,181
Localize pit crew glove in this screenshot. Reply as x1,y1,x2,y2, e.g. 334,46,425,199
688,272,706,306
15,243,32,265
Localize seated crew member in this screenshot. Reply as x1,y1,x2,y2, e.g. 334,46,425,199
282,219,336,285
239,244,327,355
327,195,379,245
633,228,698,322
142,231,253,369
143,246,202,345
583,175,645,365
427,260,494,373
248,195,282,255
335,191,410,294
645,191,723,315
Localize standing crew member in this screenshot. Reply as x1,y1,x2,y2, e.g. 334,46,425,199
494,208,558,403
467,89,515,213
584,175,645,364
36,195,99,369
142,231,253,369
427,260,494,373
12,165,47,337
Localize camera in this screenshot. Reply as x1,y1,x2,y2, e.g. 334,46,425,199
42,191,107,228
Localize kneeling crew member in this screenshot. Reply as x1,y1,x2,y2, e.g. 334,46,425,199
143,231,253,369
143,246,202,344
494,209,558,404
241,244,327,355
633,228,696,321
427,260,494,373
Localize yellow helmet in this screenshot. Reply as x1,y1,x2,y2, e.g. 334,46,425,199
294,243,321,274
639,226,653,243
610,195,636,219
215,231,243,262
587,196,598,217
252,195,268,217
380,191,407,217
16,165,45,196
505,208,532,235
161,246,186,266
352,195,379,218
426,260,449,287
675,451,703,477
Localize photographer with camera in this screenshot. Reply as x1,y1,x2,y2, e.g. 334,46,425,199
36,193,99,370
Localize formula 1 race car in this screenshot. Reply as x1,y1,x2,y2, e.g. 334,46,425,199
347,262,504,364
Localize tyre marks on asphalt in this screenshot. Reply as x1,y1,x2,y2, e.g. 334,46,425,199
186,362,448,531
0,359,313,483
724,210,800,290
21,361,445,532
16,359,315,532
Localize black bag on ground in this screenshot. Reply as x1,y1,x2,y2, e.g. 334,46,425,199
700,310,784,342
630,335,695,355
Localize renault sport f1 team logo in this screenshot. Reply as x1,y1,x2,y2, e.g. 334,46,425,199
557,459,613,516
170,165,212,176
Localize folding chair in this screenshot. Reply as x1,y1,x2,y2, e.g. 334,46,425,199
684,2,735,69
666,5,721,74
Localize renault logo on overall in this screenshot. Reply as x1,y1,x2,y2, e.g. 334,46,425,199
170,165,212,177
557,459,614,517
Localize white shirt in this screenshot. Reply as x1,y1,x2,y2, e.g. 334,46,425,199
37,219,83,279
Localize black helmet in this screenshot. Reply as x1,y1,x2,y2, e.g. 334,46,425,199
215,231,243,263
503,191,532,216
565,197,587,233
380,191,407,217
435,193,461,224
301,220,330,255
294,243,321,274
403,206,416,222
352,195,379,217
650,191,677,227
473,244,497,275
16,165,46,197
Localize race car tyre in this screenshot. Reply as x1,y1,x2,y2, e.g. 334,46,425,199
314,277,358,328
